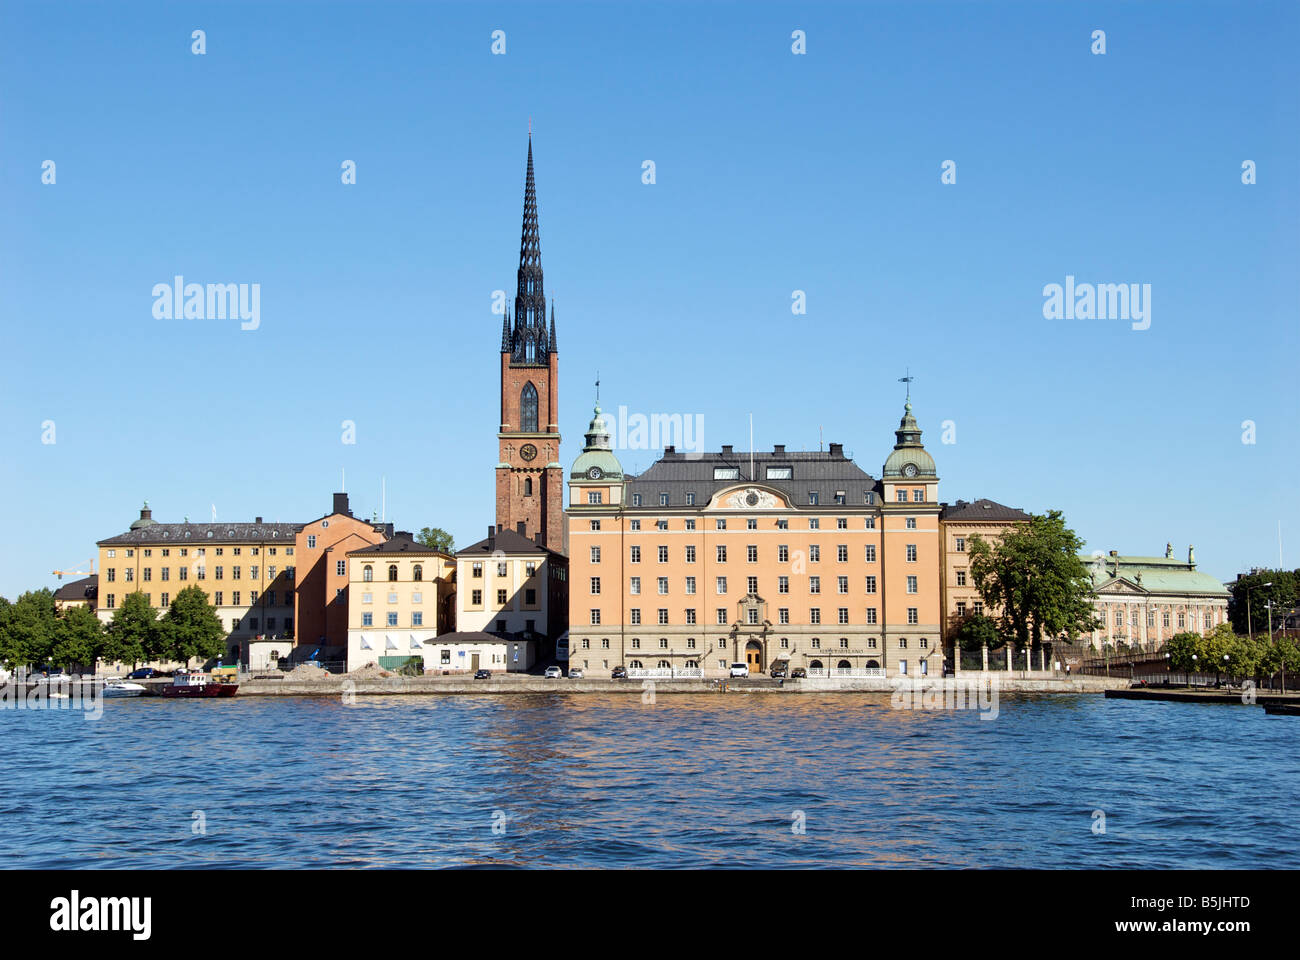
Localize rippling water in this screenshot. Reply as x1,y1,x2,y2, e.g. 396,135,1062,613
3,693,1296,868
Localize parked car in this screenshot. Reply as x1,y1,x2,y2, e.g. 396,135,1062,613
611,665,628,679
790,667,807,679
474,669,492,679
729,662,750,678
770,666,788,679
568,668,584,679
543,666,563,679
128,668,156,679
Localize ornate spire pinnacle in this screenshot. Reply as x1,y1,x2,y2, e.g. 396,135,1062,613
510,134,548,364
500,304,511,352
549,300,557,352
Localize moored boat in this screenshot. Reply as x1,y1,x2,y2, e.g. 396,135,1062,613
102,680,146,697
160,670,239,698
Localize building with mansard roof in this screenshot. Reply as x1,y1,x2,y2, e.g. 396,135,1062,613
1082,544,1230,649
566,396,943,678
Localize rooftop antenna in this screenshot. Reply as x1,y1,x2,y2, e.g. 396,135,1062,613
819,425,823,452
899,368,915,402
381,476,387,524
341,468,346,494
211,503,217,522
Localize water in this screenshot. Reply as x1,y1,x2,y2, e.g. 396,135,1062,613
3,693,1296,868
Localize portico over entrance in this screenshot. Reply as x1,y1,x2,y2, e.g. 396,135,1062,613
745,640,763,673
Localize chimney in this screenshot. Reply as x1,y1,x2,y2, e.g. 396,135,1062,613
535,531,545,545
333,492,350,516
1109,550,1117,557
773,444,785,455
829,442,843,458
517,521,527,536
1188,545,1195,565
664,444,675,455
255,516,263,524
487,525,495,547
721,444,733,456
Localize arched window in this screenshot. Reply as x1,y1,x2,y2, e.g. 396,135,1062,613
363,565,373,582
521,382,538,432
809,660,824,669
413,565,423,582
629,660,643,669
388,564,398,582
837,659,852,669
523,477,533,497
658,660,672,669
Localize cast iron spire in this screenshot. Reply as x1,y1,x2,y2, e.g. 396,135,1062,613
510,134,548,364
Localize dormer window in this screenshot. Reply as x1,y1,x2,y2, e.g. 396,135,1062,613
766,466,792,480
714,467,739,480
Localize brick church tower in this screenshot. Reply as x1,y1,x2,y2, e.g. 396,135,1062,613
496,135,564,553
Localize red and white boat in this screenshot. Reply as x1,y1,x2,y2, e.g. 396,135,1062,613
160,670,239,698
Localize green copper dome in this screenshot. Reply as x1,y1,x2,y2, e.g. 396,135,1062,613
570,404,624,481
882,401,937,478
129,501,158,530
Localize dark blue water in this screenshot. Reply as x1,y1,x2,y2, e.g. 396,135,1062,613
3,693,1296,868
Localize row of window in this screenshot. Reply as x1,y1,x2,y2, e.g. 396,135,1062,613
589,516,926,532
576,636,929,650
1104,610,1213,630
101,591,288,610
611,543,919,564
470,561,538,578
468,588,538,606
104,565,291,583
361,564,428,582
586,658,929,674
599,573,920,595
590,606,921,626
361,612,426,627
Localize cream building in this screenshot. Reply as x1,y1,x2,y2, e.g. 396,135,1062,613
1084,545,1230,649
454,525,568,658
422,631,535,674
344,532,455,672
939,498,1031,665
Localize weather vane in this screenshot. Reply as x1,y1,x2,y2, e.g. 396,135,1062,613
595,371,600,404
899,368,915,401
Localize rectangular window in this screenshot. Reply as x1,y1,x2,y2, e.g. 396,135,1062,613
809,518,820,530
716,577,727,594
837,544,848,562
685,519,696,530
630,546,641,563
630,519,641,531
777,519,788,530
632,494,642,507
907,575,918,594
837,576,848,594
685,545,696,563
913,489,924,502
955,537,966,552
865,575,877,594
778,545,789,563
766,466,792,480
685,576,696,594
659,493,669,506
908,607,919,624
716,545,727,563
809,576,820,594
716,608,728,625
631,608,641,625
386,612,398,627
809,545,820,562
907,544,917,562
590,609,601,625
658,546,669,563
657,577,668,595
471,589,482,604
590,519,601,531
525,588,536,605
362,612,373,626
778,608,789,624
866,607,877,624
656,519,668,531
973,601,984,616
685,608,697,624
808,491,819,505
838,608,849,624
956,570,967,586
716,519,727,530
590,577,601,595
746,576,757,594
778,576,789,593
810,608,821,625
412,612,423,627
714,467,740,480
588,491,603,504
747,544,758,563
630,577,641,595
686,493,695,506
658,609,669,625
307,535,317,549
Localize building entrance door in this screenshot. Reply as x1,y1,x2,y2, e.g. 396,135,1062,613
471,653,480,671
745,641,763,673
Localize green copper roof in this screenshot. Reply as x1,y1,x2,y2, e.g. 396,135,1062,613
570,403,624,481
882,401,936,478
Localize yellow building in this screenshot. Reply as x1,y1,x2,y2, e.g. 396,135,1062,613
566,399,943,678
939,498,1031,665
96,503,299,665
344,532,455,672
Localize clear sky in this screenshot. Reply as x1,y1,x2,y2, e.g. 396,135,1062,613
1,0,1296,597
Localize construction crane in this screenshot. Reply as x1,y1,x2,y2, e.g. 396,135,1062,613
52,558,95,581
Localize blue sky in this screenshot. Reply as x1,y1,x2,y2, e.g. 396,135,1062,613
1,0,1296,597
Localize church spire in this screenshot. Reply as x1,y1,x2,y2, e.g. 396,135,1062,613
549,300,557,352
510,133,548,365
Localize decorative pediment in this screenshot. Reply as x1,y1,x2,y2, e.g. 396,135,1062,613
1093,577,1147,596
707,485,791,511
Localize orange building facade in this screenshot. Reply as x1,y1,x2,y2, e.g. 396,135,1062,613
293,492,391,654
566,401,944,678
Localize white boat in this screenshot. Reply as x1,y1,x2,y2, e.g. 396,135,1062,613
102,680,146,697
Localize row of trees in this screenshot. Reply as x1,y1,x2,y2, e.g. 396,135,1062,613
1227,568,1297,636
0,586,226,673
1166,623,1300,680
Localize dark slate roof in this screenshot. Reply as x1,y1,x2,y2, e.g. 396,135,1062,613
54,575,97,602
348,532,449,557
940,499,1030,522
623,446,878,508
457,527,564,559
421,631,519,645
99,521,302,546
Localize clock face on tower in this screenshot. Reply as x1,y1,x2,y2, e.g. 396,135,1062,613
903,463,918,478
520,443,538,462
588,466,603,480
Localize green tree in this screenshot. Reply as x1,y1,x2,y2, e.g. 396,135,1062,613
968,510,1101,651
105,591,160,669
416,527,455,554
52,605,106,673
1166,631,1204,672
1261,637,1300,691
952,612,1001,651
159,586,225,668
1228,569,1298,636
0,589,59,670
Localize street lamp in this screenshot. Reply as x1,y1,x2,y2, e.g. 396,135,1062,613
1245,582,1273,644
1190,653,1198,689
